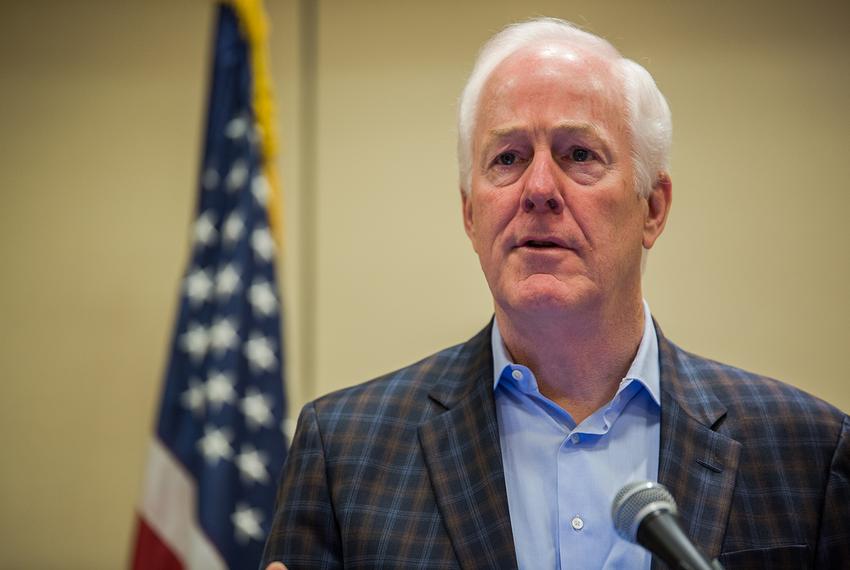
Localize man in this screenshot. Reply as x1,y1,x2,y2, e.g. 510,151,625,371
262,18,849,569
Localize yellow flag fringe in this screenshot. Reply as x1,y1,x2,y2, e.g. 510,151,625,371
228,0,283,247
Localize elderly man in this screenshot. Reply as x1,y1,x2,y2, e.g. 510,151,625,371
262,18,849,569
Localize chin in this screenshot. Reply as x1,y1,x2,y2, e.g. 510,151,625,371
502,274,598,315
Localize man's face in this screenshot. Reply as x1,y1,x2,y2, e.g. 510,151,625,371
463,45,668,319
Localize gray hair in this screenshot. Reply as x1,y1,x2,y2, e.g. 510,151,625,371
457,18,672,198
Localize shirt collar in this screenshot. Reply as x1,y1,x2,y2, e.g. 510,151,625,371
491,300,661,407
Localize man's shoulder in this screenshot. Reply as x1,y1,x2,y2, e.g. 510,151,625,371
305,323,493,427
663,335,847,431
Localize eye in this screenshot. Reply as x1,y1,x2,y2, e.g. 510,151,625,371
496,152,517,166
570,147,592,162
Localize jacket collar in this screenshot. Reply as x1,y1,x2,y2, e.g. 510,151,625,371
655,321,741,563
420,321,519,570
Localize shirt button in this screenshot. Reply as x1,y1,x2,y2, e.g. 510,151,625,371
511,369,523,381
571,434,581,444
571,516,584,531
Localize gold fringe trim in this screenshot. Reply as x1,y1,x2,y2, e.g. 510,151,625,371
227,0,283,247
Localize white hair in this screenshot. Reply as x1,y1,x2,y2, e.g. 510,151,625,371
457,18,672,198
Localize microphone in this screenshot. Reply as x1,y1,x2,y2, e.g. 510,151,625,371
611,481,723,570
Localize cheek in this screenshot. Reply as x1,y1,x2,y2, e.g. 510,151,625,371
472,189,513,227
573,187,644,245
472,205,500,248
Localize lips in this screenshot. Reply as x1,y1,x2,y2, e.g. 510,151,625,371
516,236,571,250
524,240,561,248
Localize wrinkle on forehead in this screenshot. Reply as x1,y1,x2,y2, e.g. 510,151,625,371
474,44,628,144
486,121,610,145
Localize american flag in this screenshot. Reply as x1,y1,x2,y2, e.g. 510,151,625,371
132,3,287,569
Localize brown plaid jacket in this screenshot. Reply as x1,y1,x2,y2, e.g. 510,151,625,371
262,322,849,569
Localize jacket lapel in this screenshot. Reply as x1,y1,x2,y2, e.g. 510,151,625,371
419,324,518,570
655,324,741,564
419,320,740,568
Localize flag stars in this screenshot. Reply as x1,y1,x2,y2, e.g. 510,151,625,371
252,228,275,261
205,371,236,411
252,174,269,206
180,378,206,416
222,212,245,246
248,280,278,317
194,211,218,247
241,388,274,430
202,167,220,191
197,425,233,465
235,445,270,484
231,503,264,543
225,115,249,139
209,317,239,355
179,323,209,363
244,333,277,372
146,22,290,559
216,264,241,299
184,268,214,306
226,159,250,192
248,122,262,145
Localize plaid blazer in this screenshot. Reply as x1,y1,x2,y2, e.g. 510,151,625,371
262,322,849,569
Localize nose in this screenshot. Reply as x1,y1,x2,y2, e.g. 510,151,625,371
521,153,564,214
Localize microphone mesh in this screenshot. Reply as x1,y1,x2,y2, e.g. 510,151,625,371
612,481,676,541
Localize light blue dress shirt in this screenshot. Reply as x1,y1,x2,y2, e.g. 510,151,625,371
493,301,661,569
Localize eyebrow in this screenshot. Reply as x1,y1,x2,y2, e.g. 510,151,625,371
486,121,607,141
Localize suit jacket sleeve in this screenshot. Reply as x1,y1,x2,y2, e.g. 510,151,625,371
261,402,342,570
816,414,850,566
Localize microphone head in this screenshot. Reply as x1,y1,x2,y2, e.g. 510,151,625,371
612,481,678,543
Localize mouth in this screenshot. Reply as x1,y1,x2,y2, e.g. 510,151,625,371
523,240,562,249
516,237,571,250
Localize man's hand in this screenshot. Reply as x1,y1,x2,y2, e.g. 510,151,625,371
265,563,288,570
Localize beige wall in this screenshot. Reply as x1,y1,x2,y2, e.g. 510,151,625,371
1,0,847,567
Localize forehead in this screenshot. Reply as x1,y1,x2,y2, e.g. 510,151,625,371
475,45,627,142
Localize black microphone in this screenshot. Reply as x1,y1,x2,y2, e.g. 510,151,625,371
611,481,723,570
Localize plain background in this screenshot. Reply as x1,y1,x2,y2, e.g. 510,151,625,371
1,0,848,567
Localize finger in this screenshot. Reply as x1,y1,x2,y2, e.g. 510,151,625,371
266,563,288,570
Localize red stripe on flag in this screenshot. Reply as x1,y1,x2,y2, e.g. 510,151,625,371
131,516,184,570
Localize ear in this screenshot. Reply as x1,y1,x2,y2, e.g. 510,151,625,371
461,187,476,243
642,172,672,250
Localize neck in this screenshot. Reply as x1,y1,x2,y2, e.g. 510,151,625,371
495,297,645,424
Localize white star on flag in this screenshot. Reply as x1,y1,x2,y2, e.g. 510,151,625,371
209,317,239,355
225,115,249,139
179,323,209,363
251,174,269,206
194,211,218,247
202,167,220,191
231,503,264,543
248,123,263,146
240,388,274,430
197,425,233,465
206,371,236,411
251,228,275,261
180,377,206,416
184,268,214,306
248,280,278,317
226,159,249,192
244,333,277,372
222,212,245,246
216,264,241,298
282,418,297,441
235,445,270,484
